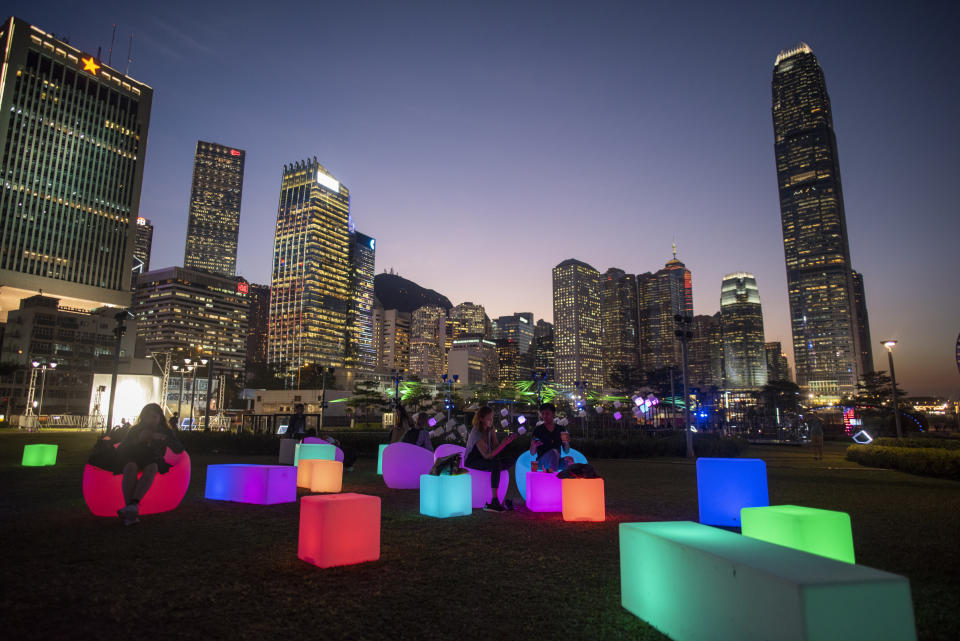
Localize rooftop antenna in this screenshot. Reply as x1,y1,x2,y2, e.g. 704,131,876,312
672,239,678,260
108,24,116,66
125,34,133,75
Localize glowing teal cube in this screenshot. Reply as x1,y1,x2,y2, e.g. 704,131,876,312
294,443,335,466
22,444,58,466
619,521,916,641
741,505,855,564
377,444,388,475
419,474,471,518
696,457,768,526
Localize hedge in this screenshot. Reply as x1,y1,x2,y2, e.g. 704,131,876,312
873,437,960,451
846,444,960,480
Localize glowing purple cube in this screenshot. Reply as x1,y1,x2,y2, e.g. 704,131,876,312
526,471,562,512
205,464,297,505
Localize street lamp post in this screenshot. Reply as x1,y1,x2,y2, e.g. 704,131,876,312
573,380,588,437
189,364,200,429
107,309,133,433
675,314,694,458
390,368,404,409
319,366,334,430
172,364,182,423
532,369,549,407
882,340,903,439
441,373,459,421
201,358,212,430
28,360,57,427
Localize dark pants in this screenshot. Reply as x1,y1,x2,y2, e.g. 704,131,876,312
465,450,505,489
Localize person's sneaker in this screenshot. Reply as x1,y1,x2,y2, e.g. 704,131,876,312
503,499,514,511
123,514,140,526
483,500,505,513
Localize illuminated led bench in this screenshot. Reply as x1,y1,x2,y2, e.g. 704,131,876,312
431,444,507,507
382,442,437,489
83,448,191,517
741,505,856,564
619,521,916,641
204,464,296,505
514,448,588,500
561,478,605,521
419,473,472,518
22,443,58,466
299,493,381,568
696,457,768,526
526,471,562,512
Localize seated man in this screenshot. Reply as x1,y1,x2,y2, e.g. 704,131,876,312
530,403,572,472
401,412,435,452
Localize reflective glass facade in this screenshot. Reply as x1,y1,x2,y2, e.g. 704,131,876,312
719,272,767,390
601,268,639,386
345,231,376,372
552,259,602,388
184,141,245,277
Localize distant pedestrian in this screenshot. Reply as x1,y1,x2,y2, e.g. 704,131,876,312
808,416,824,460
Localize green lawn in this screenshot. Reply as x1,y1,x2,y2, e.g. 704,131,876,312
2,433,957,641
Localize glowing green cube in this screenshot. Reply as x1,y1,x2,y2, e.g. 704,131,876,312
619,521,916,641
741,504,855,564
22,444,58,466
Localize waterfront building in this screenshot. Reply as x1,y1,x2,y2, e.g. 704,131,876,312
638,249,693,373
601,268,640,386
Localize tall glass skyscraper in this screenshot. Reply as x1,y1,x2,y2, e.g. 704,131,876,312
773,43,868,401
638,250,693,374
719,273,767,390
345,231,376,372
268,159,350,382
0,17,152,317
552,259,603,388
601,268,639,386
184,141,245,277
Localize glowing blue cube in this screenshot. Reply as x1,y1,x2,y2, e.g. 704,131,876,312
419,473,471,518
294,443,336,466
696,457,768,526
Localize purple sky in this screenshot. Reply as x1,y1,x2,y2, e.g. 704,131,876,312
12,1,959,396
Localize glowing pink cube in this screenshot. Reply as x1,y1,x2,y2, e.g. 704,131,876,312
298,493,381,568
526,472,562,512
204,464,296,505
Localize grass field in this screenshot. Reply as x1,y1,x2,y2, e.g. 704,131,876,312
2,432,958,640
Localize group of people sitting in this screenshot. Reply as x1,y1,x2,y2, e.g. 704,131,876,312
389,402,574,513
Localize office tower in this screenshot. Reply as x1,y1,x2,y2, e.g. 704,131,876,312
267,160,350,381
245,283,270,368
552,259,603,388
183,141,245,277
493,312,535,381
450,302,488,338
689,314,723,389
0,17,153,319
493,313,535,351
534,319,554,379
409,305,446,381
765,342,792,382
345,231,376,372
133,217,154,274
601,268,640,386
448,337,499,385
638,249,693,374
133,267,249,375
773,43,866,401
851,271,874,375
374,306,411,373
720,273,767,390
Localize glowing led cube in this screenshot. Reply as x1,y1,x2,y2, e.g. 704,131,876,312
204,464,296,504
419,473,471,518
526,472,562,512
561,478,605,522
298,493,381,568
696,457,768,526
741,505,856,564
377,444,388,475
279,438,298,465
21,443,58,466
464,467,509,508
308,460,343,493
619,521,916,641
294,443,336,466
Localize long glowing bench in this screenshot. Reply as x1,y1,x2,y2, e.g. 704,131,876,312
205,464,297,504
619,521,916,641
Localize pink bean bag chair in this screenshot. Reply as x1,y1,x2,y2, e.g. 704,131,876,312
83,447,191,517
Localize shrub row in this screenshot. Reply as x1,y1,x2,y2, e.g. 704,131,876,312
846,444,960,480
873,437,960,450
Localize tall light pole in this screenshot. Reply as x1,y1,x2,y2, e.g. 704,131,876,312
532,368,549,407
36,360,56,417
441,373,459,421
675,314,694,458
319,366,334,430
390,368,404,409
882,340,903,439
203,359,214,431
172,364,183,423
107,309,133,433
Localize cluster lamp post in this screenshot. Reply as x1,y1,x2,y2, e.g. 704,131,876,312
441,373,459,421
674,314,694,458
882,340,903,439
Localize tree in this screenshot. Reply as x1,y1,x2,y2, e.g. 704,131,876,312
245,362,285,390
854,371,909,436
608,364,644,395
348,380,388,426
758,379,801,422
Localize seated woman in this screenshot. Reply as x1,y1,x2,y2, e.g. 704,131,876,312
464,405,516,512
389,405,415,444
113,403,184,525
530,403,573,472
401,412,435,452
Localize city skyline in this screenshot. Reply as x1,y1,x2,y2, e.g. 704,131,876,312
5,1,958,396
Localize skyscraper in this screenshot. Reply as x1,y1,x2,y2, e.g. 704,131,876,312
409,305,447,382
374,306,411,373
268,159,350,381
345,231,376,372
765,342,792,382
720,273,767,390
493,312,535,381
245,283,270,369
184,141,245,277
133,217,154,274
601,268,639,386
772,43,868,401
0,17,153,318
534,319,555,379
638,250,693,374
689,314,723,389
552,259,603,388
851,271,874,375
450,302,489,338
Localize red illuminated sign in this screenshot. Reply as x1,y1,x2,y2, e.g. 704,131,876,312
230,149,241,156
237,282,249,294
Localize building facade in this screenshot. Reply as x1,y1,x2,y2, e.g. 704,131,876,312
409,305,447,382
772,43,868,401
447,337,499,386
245,283,270,368
0,17,153,318
133,266,249,375
719,273,767,390
552,259,603,388
688,313,723,390
534,319,555,380
183,141,245,277
133,217,153,274
267,159,351,381
374,307,411,374
638,250,693,374
601,268,640,386
851,270,874,375
345,231,376,372
450,302,489,339
765,341,792,382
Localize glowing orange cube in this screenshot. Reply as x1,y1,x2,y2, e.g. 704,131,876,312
561,478,605,522
308,460,343,493
298,458,336,488
298,493,381,568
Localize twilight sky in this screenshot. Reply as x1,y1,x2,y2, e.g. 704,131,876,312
11,0,959,396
